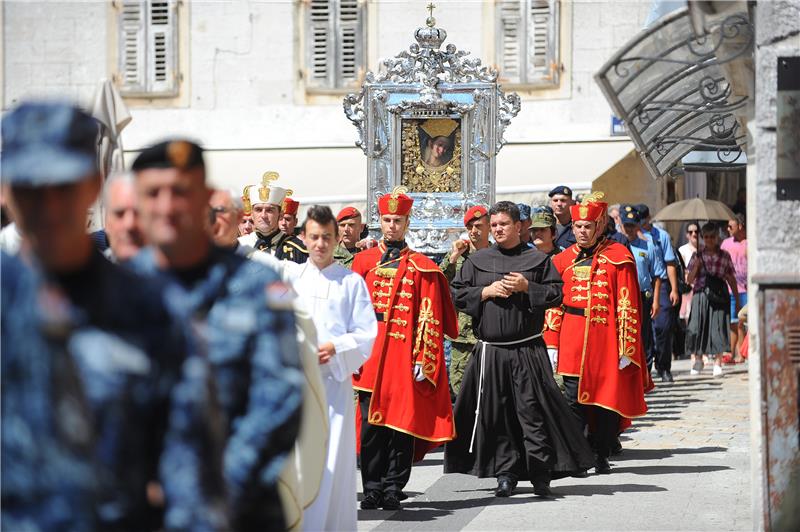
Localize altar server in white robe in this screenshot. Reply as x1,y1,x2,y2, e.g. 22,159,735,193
283,205,377,531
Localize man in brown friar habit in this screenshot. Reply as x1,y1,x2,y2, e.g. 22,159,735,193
552,191,653,474
352,186,458,511
444,201,594,498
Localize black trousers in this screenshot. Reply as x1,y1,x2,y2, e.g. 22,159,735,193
562,376,620,459
640,292,654,370
358,391,413,495
653,281,676,372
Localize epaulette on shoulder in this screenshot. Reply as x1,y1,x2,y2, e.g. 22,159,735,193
408,253,440,273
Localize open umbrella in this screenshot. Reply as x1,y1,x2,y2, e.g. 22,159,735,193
652,197,735,222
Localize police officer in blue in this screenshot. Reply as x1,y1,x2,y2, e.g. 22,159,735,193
128,139,304,531
635,203,680,382
619,205,666,379
0,101,228,531
517,203,535,248
549,185,577,250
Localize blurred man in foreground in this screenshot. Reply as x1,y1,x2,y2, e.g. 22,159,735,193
129,140,303,530
1,102,227,530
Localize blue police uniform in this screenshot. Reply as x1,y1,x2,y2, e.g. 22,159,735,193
642,218,678,376
1,101,228,531
1,252,97,532
130,245,304,530
630,236,665,368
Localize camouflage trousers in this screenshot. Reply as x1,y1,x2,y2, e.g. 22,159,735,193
448,341,475,396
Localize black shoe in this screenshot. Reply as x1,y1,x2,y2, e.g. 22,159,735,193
611,438,623,456
495,476,516,497
663,370,674,383
360,491,382,510
571,469,589,478
381,492,401,510
396,490,409,501
595,456,611,475
533,480,552,497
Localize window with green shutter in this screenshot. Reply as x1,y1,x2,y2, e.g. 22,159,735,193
305,0,367,91
118,0,179,97
495,0,560,87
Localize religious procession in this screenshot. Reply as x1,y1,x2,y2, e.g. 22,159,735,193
2,1,799,531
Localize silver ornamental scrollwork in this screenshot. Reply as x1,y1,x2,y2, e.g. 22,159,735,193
343,88,367,155
344,8,519,255
497,91,521,153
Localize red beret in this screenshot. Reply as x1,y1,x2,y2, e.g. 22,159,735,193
377,188,413,216
336,206,361,222
281,197,299,216
463,205,488,227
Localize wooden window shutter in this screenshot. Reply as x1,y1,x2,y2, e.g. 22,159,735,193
307,0,334,88
305,0,365,90
337,0,363,87
119,0,147,93
118,0,178,96
496,0,523,84
526,0,559,86
147,0,178,95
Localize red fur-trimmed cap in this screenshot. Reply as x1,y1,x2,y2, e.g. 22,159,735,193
281,197,299,216
378,187,413,216
569,191,606,222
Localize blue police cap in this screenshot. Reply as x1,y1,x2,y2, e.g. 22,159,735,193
1,101,99,186
548,185,573,198
516,203,531,221
634,203,650,219
621,204,642,225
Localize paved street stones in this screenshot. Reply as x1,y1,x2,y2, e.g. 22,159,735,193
358,359,752,531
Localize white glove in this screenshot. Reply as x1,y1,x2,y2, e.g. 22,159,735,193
618,356,632,370
413,364,426,382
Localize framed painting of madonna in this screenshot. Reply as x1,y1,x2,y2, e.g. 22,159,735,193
343,13,520,254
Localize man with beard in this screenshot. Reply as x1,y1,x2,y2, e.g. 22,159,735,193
553,192,651,474
129,141,303,530
439,205,490,397
445,201,594,498
353,187,458,511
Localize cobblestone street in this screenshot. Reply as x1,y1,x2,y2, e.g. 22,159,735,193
358,359,752,531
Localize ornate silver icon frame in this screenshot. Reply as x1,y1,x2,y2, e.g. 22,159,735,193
343,8,520,255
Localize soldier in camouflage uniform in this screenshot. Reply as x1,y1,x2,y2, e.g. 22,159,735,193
439,205,491,396
1,102,228,531
129,140,304,530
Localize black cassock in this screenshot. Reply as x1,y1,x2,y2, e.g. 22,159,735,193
444,243,594,480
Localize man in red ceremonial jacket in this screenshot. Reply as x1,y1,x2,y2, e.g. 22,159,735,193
352,186,458,511
552,192,652,474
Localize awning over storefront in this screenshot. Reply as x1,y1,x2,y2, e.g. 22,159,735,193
594,7,753,179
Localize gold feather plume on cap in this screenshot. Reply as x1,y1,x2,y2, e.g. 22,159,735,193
390,185,409,198
581,191,605,206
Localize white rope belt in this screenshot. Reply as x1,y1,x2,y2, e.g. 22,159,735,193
468,332,543,453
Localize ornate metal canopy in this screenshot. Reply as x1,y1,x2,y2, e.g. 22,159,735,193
594,8,753,179
343,6,520,254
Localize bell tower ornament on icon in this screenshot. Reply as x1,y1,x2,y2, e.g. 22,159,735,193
343,7,521,254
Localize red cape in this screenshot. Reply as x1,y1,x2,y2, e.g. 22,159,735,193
352,245,458,461
553,240,652,430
